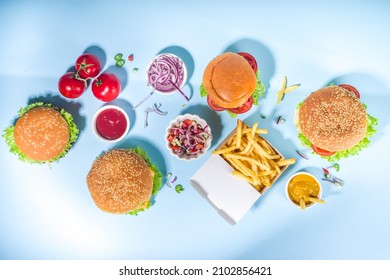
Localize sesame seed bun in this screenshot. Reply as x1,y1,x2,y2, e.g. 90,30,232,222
86,149,153,214
298,86,367,152
202,52,257,108
13,107,70,162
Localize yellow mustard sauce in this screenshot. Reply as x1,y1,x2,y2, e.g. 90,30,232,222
288,174,320,206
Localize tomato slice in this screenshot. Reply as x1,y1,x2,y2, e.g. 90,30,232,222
312,144,336,156
229,96,253,114
237,52,258,73
338,84,360,99
207,95,226,111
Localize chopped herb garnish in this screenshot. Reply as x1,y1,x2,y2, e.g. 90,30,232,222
114,53,123,61
116,59,125,67
175,184,184,193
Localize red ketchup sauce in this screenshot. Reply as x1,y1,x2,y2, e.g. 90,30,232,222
96,108,127,140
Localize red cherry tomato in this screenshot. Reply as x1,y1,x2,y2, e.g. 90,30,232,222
182,119,192,127
58,72,87,99
75,54,101,79
237,52,258,73
229,96,254,114
92,73,121,102
207,95,226,111
338,84,360,99
312,144,336,156
170,144,180,151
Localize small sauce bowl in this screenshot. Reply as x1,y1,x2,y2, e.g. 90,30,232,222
285,172,323,210
92,105,130,143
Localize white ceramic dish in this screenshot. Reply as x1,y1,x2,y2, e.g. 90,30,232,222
146,53,187,95
285,171,322,209
92,104,130,143
165,114,212,160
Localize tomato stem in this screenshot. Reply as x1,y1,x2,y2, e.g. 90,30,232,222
94,79,103,86
76,58,95,77
72,72,87,87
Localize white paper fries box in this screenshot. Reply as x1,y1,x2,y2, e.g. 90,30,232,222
190,154,261,225
190,128,290,225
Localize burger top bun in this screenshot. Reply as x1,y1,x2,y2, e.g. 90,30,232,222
299,86,367,152
202,52,257,108
13,107,70,162
86,149,153,214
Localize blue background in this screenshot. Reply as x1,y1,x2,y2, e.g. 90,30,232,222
1,0,389,259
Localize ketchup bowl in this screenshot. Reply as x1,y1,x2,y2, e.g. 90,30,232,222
92,105,130,143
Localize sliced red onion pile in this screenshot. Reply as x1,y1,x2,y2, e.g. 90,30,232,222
147,54,185,93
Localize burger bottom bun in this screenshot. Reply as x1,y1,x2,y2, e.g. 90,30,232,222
86,149,153,214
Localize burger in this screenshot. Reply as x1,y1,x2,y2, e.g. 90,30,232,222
2,102,79,163
200,52,265,116
296,84,378,161
86,148,162,215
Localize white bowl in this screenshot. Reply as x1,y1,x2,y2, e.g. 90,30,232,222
165,114,212,160
146,53,187,95
92,105,130,143
285,171,322,209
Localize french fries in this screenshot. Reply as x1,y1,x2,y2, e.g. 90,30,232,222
213,120,296,192
300,197,306,210
308,196,326,204
276,76,287,104
276,75,301,104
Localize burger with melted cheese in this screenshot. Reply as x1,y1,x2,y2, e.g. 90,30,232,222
296,84,378,161
200,52,265,116
3,102,79,163
86,148,162,215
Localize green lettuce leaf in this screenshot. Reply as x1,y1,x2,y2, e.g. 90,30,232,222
126,147,163,216
297,132,312,148
226,110,238,118
297,108,379,161
2,102,79,164
199,83,208,97
252,70,266,106
126,201,152,216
